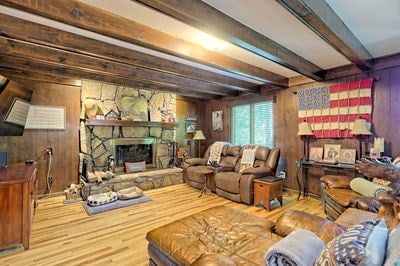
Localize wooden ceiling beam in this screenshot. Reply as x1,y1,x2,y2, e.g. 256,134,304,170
0,37,236,96
0,13,258,93
0,68,82,87
276,0,372,71
134,0,324,81
0,0,288,87
0,54,221,100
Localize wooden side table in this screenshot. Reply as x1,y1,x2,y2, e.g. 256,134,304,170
198,168,214,197
253,178,283,211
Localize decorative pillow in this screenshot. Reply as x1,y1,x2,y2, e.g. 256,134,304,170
384,226,400,266
124,161,146,173
350,177,390,197
315,219,388,266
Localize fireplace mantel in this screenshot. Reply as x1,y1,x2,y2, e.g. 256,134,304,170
85,119,179,128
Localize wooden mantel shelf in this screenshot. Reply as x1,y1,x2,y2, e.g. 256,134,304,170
85,119,178,128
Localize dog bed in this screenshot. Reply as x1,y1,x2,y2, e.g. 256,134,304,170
117,186,144,200
87,191,118,207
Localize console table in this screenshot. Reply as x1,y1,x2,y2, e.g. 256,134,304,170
0,162,38,250
296,159,358,200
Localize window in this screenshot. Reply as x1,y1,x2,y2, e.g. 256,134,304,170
231,101,274,147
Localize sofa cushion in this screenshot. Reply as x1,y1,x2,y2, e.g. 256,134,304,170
274,210,346,244
214,172,241,193
186,165,213,183
321,174,351,189
315,219,388,266
350,177,390,197
324,188,361,208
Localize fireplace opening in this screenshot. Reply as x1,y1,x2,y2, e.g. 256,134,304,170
111,138,156,173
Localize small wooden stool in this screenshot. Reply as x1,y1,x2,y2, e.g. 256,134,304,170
253,178,283,211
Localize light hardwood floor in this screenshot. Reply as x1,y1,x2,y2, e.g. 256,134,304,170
0,184,324,266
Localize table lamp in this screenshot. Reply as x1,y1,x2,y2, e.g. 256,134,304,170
193,130,206,157
351,118,372,159
297,121,313,159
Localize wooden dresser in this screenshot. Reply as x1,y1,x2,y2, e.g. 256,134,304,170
0,162,38,250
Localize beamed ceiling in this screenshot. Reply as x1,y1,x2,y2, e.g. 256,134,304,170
0,0,400,100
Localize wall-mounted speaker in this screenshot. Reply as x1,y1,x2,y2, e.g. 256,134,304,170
0,152,7,168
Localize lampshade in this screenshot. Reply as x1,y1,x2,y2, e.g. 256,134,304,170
351,119,372,135
297,122,313,136
193,130,206,140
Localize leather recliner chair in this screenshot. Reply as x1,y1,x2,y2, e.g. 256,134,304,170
320,174,381,220
214,146,280,204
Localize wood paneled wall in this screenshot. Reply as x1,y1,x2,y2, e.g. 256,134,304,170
0,80,81,195
202,63,400,196
1,60,399,196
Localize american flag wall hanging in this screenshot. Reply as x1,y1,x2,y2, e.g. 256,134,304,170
297,78,373,138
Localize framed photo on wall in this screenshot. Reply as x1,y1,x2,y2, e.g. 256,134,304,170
339,149,356,164
185,116,198,133
212,110,223,131
323,144,341,161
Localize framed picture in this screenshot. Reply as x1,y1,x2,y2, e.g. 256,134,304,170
339,149,356,164
323,144,341,161
212,110,223,131
185,116,198,133
370,148,380,159
309,147,323,161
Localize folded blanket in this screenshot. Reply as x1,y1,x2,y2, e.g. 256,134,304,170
240,145,258,173
264,229,324,266
207,142,229,166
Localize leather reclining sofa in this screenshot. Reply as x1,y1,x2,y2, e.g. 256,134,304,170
182,144,280,204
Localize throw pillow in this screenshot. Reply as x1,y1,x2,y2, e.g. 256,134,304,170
384,225,400,266
315,219,388,266
125,161,146,173
350,177,390,197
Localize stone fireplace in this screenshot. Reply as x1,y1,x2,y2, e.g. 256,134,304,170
80,81,178,174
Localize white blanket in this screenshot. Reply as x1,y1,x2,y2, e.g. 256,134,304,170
239,145,258,173
207,142,229,166
264,229,324,266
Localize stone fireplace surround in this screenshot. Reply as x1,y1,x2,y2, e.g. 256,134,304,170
79,81,183,195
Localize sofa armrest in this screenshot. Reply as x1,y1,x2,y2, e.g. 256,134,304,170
349,196,381,213
320,175,351,189
184,158,207,166
274,210,346,244
241,166,273,176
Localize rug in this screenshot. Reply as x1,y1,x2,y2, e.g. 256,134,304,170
81,195,152,216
